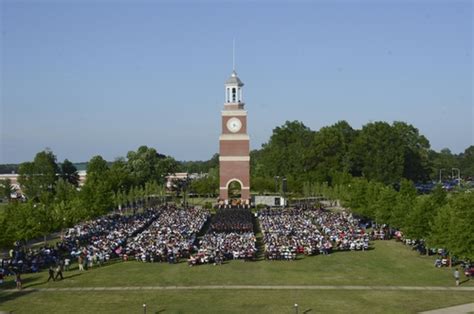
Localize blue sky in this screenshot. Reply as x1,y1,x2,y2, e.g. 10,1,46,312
1,0,472,163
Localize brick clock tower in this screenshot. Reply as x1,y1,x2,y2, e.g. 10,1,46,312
219,70,250,203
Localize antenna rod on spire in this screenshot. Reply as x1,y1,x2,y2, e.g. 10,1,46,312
233,38,235,71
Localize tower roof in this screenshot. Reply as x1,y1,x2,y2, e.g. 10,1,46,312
225,71,244,86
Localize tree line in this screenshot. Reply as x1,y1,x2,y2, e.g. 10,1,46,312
186,120,473,196
304,178,473,260
0,146,177,248
249,120,473,194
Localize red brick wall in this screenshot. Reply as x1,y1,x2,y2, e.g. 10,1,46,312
219,160,250,200
219,140,249,156
219,108,250,200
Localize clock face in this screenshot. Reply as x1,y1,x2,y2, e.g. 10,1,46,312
227,117,242,133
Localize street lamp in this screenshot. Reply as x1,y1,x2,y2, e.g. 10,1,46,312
452,168,461,185
143,303,147,314
294,303,299,314
439,169,445,183
182,176,189,208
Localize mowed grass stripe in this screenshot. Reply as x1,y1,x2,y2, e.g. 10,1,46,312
1,290,474,314
4,285,474,292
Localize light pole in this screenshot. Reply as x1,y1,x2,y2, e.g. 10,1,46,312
452,168,461,185
182,176,189,208
294,303,299,314
282,176,287,206
439,169,445,183
274,176,280,194
143,303,147,314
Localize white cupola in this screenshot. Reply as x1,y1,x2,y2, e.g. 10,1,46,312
225,70,244,104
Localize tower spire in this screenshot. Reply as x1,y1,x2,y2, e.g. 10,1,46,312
232,38,235,71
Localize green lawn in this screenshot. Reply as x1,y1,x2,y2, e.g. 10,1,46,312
1,240,473,313
1,290,473,314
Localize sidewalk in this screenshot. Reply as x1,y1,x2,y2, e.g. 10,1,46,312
3,285,474,292
419,303,474,314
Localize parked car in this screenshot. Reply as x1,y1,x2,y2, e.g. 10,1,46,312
464,267,474,278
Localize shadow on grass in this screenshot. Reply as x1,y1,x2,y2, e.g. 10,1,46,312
460,279,471,285
0,275,42,291
303,309,313,313
22,272,84,289
0,288,36,310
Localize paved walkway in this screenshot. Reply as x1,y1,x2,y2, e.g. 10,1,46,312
419,303,474,314
3,285,474,292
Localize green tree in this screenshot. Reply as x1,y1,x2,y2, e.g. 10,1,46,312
404,185,446,239
60,159,79,186
391,179,417,229
429,148,459,181
443,192,474,259
392,121,431,182
374,186,397,225
18,149,60,203
80,155,112,216
307,121,355,183
427,203,453,250
55,178,78,203
0,178,15,201
108,158,133,192
258,121,314,178
86,155,109,183
127,146,169,185
346,177,369,215
458,146,474,178
364,180,385,219
349,122,404,184
191,174,218,197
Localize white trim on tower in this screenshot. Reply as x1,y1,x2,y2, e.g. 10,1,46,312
219,134,250,141
219,156,250,162
221,110,248,116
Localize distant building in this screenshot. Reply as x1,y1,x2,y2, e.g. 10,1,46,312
252,195,287,207
165,172,206,191
0,171,87,198
77,170,87,186
0,173,21,196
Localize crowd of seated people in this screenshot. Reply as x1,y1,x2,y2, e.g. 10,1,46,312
189,208,256,266
125,206,209,263
0,208,160,275
306,208,369,251
1,243,62,275
209,208,254,233
259,207,369,260
62,208,160,267
369,224,393,240
259,208,325,260
2,205,375,276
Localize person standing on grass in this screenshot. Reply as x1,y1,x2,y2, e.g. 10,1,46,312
64,257,70,271
15,272,22,290
47,265,56,282
454,268,460,286
78,255,84,271
55,261,64,281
